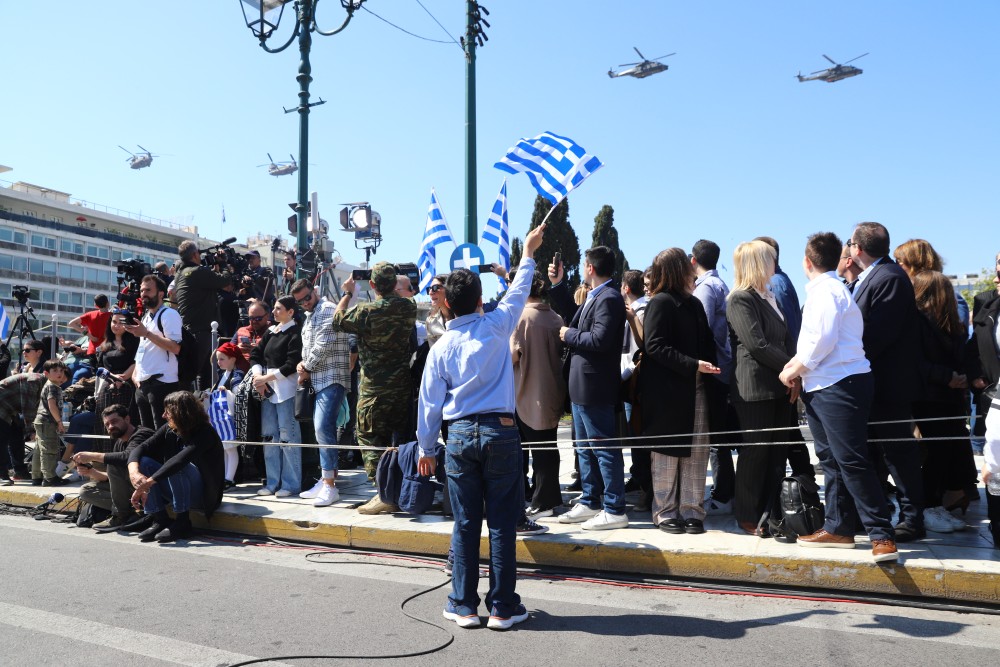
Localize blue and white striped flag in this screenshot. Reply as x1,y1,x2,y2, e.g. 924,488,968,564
417,188,456,293
0,302,9,339
494,131,604,205
481,179,510,289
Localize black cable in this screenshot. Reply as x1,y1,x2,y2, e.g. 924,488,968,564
413,0,461,46
361,5,460,46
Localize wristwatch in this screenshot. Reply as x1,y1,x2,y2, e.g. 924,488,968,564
342,291,353,299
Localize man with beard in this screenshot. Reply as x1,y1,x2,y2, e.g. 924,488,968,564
232,301,271,359
125,275,183,430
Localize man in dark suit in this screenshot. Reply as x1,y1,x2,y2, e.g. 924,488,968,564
968,255,1000,439
549,246,628,530
848,221,925,541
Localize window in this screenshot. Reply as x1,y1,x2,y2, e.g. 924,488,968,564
0,254,28,272
31,233,56,250
50,215,63,224
29,259,57,276
87,244,110,259
61,239,84,254
40,289,55,304
58,263,85,280
58,292,84,306
0,229,26,244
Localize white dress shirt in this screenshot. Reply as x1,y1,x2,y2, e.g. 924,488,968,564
794,271,870,392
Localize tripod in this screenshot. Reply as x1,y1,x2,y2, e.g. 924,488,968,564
3,298,38,372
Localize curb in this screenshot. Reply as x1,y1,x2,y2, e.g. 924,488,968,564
4,487,997,604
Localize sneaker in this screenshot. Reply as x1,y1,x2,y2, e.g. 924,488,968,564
0,477,11,486
623,477,641,493
120,514,154,533
797,529,855,549
443,602,480,628
893,523,926,543
299,479,324,499
31,478,43,486
10,471,29,482
487,604,529,631
923,507,956,533
313,484,340,507
54,460,69,477
357,495,399,515
565,478,582,492
274,489,293,498
256,487,274,496
517,518,549,536
42,477,67,487
872,539,898,563
581,510,628,531
558,503,600,524
942,508,967,531
704,497,732,516
525,506,554,519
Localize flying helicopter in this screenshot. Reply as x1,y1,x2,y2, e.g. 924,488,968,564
608,47,675,79
258,153,299,177
796,53,868,83
119,145,158,170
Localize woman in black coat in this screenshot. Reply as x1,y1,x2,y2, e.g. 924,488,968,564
639,248,721,535
726,241,800,536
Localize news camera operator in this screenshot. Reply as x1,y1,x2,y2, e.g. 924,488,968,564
172,240,233,391
243,250,276,307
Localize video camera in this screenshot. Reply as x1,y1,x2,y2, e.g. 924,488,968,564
115,259,151,315
11,285,30,305
200,237,251,286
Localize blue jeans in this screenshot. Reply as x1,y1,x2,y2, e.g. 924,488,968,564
139,457,204,514
314,383,346,473
446,414,523,617
571,402,626,515
802,373,893,542
261,397,302,493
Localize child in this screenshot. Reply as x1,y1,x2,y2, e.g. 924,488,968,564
209,343,248,489
33,360,69,486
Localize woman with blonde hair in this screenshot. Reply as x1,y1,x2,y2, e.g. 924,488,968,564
639,247,720,534
726,241,799,536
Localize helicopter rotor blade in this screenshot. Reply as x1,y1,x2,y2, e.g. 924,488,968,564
822,54,837,65
137,144,151,154
843,52,869,64
267,153,274,163
809,68,828,75
633,47,645,60
618,62,641,67
289,154,297,164
118,145,135,156
650,53,676,60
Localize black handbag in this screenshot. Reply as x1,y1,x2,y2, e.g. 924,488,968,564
294,380,315,422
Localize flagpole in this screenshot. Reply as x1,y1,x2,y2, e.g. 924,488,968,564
540,196,566,227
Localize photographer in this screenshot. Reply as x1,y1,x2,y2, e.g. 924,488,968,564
243,251,275,307
127,275,182,430
231,300,270,358
279,250,297,297
172,240,233,390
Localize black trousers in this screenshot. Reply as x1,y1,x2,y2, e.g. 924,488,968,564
913,399,974,507
706,378,738,502
869,401,925,529
517,415,562,511
0,418,28,476
107,463,134,517
733,398,795,524
136,378,181,431
987,488,1000,549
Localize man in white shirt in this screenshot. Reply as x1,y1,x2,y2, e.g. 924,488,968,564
779,232,897,563
126,275,183,431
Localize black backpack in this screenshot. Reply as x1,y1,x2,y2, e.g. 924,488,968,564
154,308,200,387
778,474,825,539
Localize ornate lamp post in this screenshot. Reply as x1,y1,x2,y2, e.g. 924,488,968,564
239,0,364,279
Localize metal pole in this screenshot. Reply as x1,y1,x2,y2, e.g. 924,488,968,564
464,0,478,244
295,0,314,279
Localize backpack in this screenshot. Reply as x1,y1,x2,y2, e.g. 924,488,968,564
778,474,825,539
154,308,199,386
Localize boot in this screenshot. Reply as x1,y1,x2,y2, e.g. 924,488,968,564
138,511,171,542
155,511,192,543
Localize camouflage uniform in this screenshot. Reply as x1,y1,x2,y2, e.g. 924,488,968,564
332,262,416,480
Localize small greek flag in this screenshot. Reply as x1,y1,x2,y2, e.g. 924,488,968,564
494,131,604,205
417,188,456,293
481,179,510,289
0,302,9,339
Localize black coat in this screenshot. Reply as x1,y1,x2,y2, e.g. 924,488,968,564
726,289,795,403
638,291,716,456
967,290,1000,388
914,312,967,407
850,259,920,404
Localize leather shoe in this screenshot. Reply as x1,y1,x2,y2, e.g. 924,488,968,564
683,518,705,534
738,521,759,536
893,523,926,543
658,518,685,534
797,529,855,549
120,514,154,533
872,539,898,563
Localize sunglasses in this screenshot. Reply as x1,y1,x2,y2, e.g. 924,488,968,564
248,315,266,322
845,240,859,248
294,294,313,305
429,285,444,293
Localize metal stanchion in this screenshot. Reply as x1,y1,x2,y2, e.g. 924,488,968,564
210,320,219,388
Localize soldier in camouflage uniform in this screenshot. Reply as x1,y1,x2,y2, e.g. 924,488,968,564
332,261,416,514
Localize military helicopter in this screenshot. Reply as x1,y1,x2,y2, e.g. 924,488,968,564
796,53,868,83
119,145,158,170
608,47,675,79
258,153,298,177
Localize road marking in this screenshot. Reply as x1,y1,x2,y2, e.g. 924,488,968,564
0,600,268,667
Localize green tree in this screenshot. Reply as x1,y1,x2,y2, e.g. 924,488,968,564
960,268,997,308
590,204,629,282
509,236,523,269
527,195,581,290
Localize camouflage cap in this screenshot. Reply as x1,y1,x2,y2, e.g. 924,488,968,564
371,261,397,294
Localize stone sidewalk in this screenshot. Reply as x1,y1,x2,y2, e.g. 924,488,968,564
3,424,998,604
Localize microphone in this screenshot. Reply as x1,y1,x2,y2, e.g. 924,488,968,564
33,492,64,516
222,237,237,246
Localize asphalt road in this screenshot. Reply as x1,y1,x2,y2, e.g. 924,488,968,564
1,513,998,666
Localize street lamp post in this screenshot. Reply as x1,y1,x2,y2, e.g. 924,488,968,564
240,0,364,280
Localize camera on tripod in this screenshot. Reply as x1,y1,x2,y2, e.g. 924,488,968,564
200,238,250,285
11,285,30,305
116,259,151,315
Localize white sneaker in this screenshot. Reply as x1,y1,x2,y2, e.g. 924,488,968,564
704,498,733,516
943,508,967,530
299,479,324,499
55,461,68,477
581,510,628,531
922,507,955,533
558,503,600,524
313,484,340,507
275,489,292,498
256,487,274,496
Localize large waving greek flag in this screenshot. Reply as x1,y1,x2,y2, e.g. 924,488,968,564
0,302,9,339
417,188,456,293
481,179,511,289
494,131,604,205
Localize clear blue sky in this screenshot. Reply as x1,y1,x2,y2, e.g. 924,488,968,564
3,1,998,295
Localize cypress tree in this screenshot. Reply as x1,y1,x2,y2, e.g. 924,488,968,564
591,204,629,282
527,195,581,290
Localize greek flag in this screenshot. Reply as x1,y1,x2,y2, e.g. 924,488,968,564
417,188,456,293
494,131,604,205
0,302,9,339
481,179,510,289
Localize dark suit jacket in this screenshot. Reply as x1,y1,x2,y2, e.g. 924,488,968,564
850,258,920,404
968,289,1000,386
726,289,795,403
550,281,626,406
638,291,716,456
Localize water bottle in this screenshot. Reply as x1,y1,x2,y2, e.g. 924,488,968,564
988,471,1000,497
61,402,72,423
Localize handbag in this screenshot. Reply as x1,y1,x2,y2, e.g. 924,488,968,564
294,379,315,422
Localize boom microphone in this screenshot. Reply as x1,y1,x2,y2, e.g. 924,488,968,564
222,237,237,246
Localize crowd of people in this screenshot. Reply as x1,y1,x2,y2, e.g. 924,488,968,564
1,222,999,625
